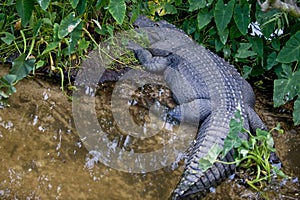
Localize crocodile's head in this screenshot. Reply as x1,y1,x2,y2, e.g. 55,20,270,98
132,15,189,50
133,15,177,30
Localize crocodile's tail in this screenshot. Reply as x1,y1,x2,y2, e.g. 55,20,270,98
171,150,235,200
170,113,242,200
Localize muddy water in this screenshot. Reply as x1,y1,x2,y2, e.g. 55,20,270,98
0,65,299,200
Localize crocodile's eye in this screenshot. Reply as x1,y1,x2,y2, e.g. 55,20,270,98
154,23,160,27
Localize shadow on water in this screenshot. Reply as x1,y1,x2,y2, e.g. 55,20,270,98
0,65,299,199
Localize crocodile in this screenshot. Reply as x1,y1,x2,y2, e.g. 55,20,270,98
129,16,267,199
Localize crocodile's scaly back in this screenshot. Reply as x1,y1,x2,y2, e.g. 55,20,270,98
131,16,266,199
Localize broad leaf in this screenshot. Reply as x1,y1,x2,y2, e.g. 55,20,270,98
249,36,263,58
0,13,5,31
0,74,17,96
41,41,60,55
197,9,213,30
37,0,50,10
108,0,126,25
0,74,17,87
219,28,229,45
273,66,300,107
214,0,235,32
221,109,244,158
276,31,300,63
242,65,252,79
69,0,79,9
96,0,109,9
198,143,222,172
256,9,277,38
35,60,45,70
63,22,83,55
235,43,257,59
16,0,35,27
215,39,224,52
1,32,15,45
233,4,250,35
77,38,90,55
183,19,197,35
10,54,35,81
33,19,43,37
58,12,81,39
265,52,278,71
230,24,242,40
189,0,206,11
76,0,87,15
293,98,300,125
163,3,177,15
271,37,281,51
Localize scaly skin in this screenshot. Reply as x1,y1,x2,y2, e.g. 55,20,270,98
131,16,266,199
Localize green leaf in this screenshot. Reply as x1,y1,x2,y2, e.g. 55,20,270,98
214,0,235,32
0,74,17,95
197,9,213,30
189,0,206,11
249,36,263,58
1,32,15,45
63,22,83,55
0,13,5,31
221,109,244,158
96,0,109,9
10,54,35,81
33,19,43,37
182,19,197,35
271,37,281,51
78,38,90,54
35,60,45,70
215,39,224,52
256,129,268,139
198,143,222,172
219,28,229,45
41,41,60,55
293,98,300,125
69,0,79,9
233,4,250,35
164,3,177,15
223,46,231,58
256,9,277,38
53,23,60,42
273,166,289,178
0,91,9,99
76,0,87,15
265,52,278,71
108,0,126,25
276,31,300,63
235,43,257,59
0,74,17,87
242,65,252,79
16,0,35,27
239,148,249,157
37,0,50,10
58,12,81,39
273,67,300,107
229,24,242,40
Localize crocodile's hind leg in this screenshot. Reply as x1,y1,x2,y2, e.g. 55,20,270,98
246,105,267,132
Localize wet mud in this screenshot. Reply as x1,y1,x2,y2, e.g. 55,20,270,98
0,65,299,199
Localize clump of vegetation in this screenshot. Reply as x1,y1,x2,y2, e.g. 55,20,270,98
199,106,288,191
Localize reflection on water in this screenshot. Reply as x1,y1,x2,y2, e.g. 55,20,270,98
0,66,299,199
